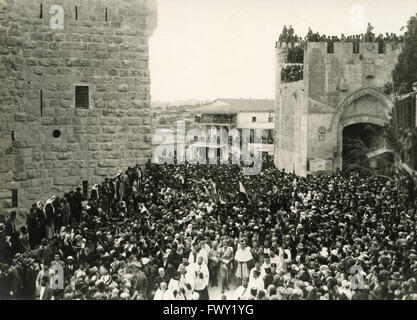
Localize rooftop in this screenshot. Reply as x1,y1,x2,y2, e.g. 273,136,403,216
194,98,275,114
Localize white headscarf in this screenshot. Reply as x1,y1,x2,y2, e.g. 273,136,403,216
37,201,44,210
92,184,99,199
45,196,55,213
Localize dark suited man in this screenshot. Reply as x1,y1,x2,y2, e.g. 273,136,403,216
5,211,17,237
21,258,38,300
0,224,12,265
27,207,40,249
36,276,53,300
72,187,83,223
7,254,24,299
64,256,77,283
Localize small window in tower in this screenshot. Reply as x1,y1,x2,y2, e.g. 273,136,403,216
12,189,18,208
75,86,89,109
40,3,43,19
268,115,273,123
11,131,15,142
105,8,108,21
252,117,257,123
75,6,78,20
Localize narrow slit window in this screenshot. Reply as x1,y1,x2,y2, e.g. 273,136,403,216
82,180,88,199
75,86,89,109
105,8,108,21
11,131,15,142
75,6,78,20
40,90,43,116
12,189,18,208
40,3,43,19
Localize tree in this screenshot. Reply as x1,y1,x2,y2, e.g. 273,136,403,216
393,13,417,95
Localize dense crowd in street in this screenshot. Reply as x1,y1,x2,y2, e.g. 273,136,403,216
0,161,416,300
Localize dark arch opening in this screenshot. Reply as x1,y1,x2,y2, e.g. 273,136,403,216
342,123,388,171
343,123,385,169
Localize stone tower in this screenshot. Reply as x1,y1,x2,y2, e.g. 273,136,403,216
274,40,401,176
0,0,157,218
274,42,308,175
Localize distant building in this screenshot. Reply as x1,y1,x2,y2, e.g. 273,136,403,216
192,98,275,161
150,101,211,163
151,128,177,164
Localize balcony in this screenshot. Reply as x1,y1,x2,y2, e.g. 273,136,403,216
195,115,237,125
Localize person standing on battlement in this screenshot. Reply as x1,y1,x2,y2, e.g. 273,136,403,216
366,23,375,42
280,25,288,46
288,25,295,48
307,27,314,42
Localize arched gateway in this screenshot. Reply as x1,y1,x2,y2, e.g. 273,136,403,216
333,88,394,170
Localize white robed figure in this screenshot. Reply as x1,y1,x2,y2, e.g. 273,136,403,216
234,239,253,286
190,255,210,300
165,276,186,300
154,282,168,300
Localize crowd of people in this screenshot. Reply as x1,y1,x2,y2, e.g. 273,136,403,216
278,23,405,54
0,160,416,300
281,64,304,83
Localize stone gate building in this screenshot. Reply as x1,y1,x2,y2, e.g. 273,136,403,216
0,0,157,217
274,40,402,176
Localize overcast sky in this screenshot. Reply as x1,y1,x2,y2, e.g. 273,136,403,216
149,0,417,101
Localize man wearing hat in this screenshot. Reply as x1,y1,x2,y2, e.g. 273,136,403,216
64,256,77,283
72,187,83,224
21,257,38,300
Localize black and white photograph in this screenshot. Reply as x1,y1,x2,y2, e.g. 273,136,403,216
1,0,417,307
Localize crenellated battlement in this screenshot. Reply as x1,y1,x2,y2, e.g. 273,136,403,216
306,41,402,56
277,41,402,65
3,0,157,35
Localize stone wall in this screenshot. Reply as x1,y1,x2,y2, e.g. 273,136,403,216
274,80,308,176
305,41,400,110
0,0,157,219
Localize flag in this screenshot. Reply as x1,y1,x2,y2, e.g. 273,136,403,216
211,181,219,203
293,178,297,190
239,181,248,203
239,181,246,193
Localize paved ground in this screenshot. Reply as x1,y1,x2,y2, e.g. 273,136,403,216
208,282,238,300
206,270,239,300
